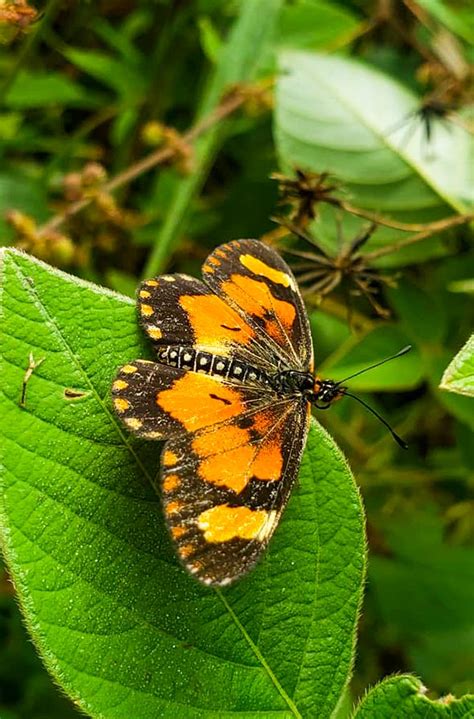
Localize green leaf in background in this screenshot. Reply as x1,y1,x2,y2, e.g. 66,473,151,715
0,173,49,244
274,51,472,263
320,325,423,392
416,0,474,43
353,675,474,718
277,0,359,51
143,0,284,276
5,71,104,109
64,48,146,100
387,279,447,346
448,279,474,294
0,248,365,718
440,334,474,398
429,353,474,430
369,508,474,636
198,16,223,64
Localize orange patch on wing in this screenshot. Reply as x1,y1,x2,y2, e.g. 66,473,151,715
163,474,180,492
222,275,296,330
157,373,244,432
252,410,275,434
265,319,287,344
239,254,292,287
179,294,254,348
165,500,182,514
199,444,255,494
179,543,194,558
197,504,269,543
192,425,249,458
171,526,187,539
207,256,221,266
163,450,178,466
251,440,283,481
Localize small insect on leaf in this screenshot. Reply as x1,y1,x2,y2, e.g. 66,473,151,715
19,353,45,408
63,388,89,400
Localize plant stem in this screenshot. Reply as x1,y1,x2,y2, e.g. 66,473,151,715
364,212,474,260
37,90,246,237
340,201,473,233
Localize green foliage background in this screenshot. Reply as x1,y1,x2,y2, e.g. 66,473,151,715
0,0,473,717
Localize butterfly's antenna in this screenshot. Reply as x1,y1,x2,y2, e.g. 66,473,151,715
337,345,412,385
343,391,408,449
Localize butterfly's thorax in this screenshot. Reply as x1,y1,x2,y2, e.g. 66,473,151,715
269,369,315,396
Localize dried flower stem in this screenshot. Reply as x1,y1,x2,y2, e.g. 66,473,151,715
365,212,474,260
37,88,247,237
340,201,473,233
266,210,473,260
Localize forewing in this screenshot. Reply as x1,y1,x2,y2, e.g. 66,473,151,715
138,273,280,372
112,360,269,440
160,398,310,586
202,239,313,372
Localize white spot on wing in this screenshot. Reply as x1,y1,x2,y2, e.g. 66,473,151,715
256,510,278,541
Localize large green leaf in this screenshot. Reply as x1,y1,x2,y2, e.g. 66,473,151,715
440,334,474,398
353,675,474,718
276,51,472,215
0,248,365,718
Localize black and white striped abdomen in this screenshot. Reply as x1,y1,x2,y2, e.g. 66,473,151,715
156,345,268,385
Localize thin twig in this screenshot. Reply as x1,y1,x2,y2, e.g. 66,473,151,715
37,89,247,236
364,212,474,260
340,201,473,233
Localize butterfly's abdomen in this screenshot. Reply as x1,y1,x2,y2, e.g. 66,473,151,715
157,345,267,384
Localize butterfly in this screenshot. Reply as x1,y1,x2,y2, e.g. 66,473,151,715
112,239,408,586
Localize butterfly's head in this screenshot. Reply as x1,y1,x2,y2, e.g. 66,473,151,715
310,345,413,449
311,378,346,409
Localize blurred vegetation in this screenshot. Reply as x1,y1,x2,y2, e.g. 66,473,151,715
0,0,473,716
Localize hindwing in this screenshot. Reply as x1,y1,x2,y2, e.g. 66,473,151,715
160,398,310,585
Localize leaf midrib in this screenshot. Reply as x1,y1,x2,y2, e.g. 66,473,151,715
217,590,303,719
